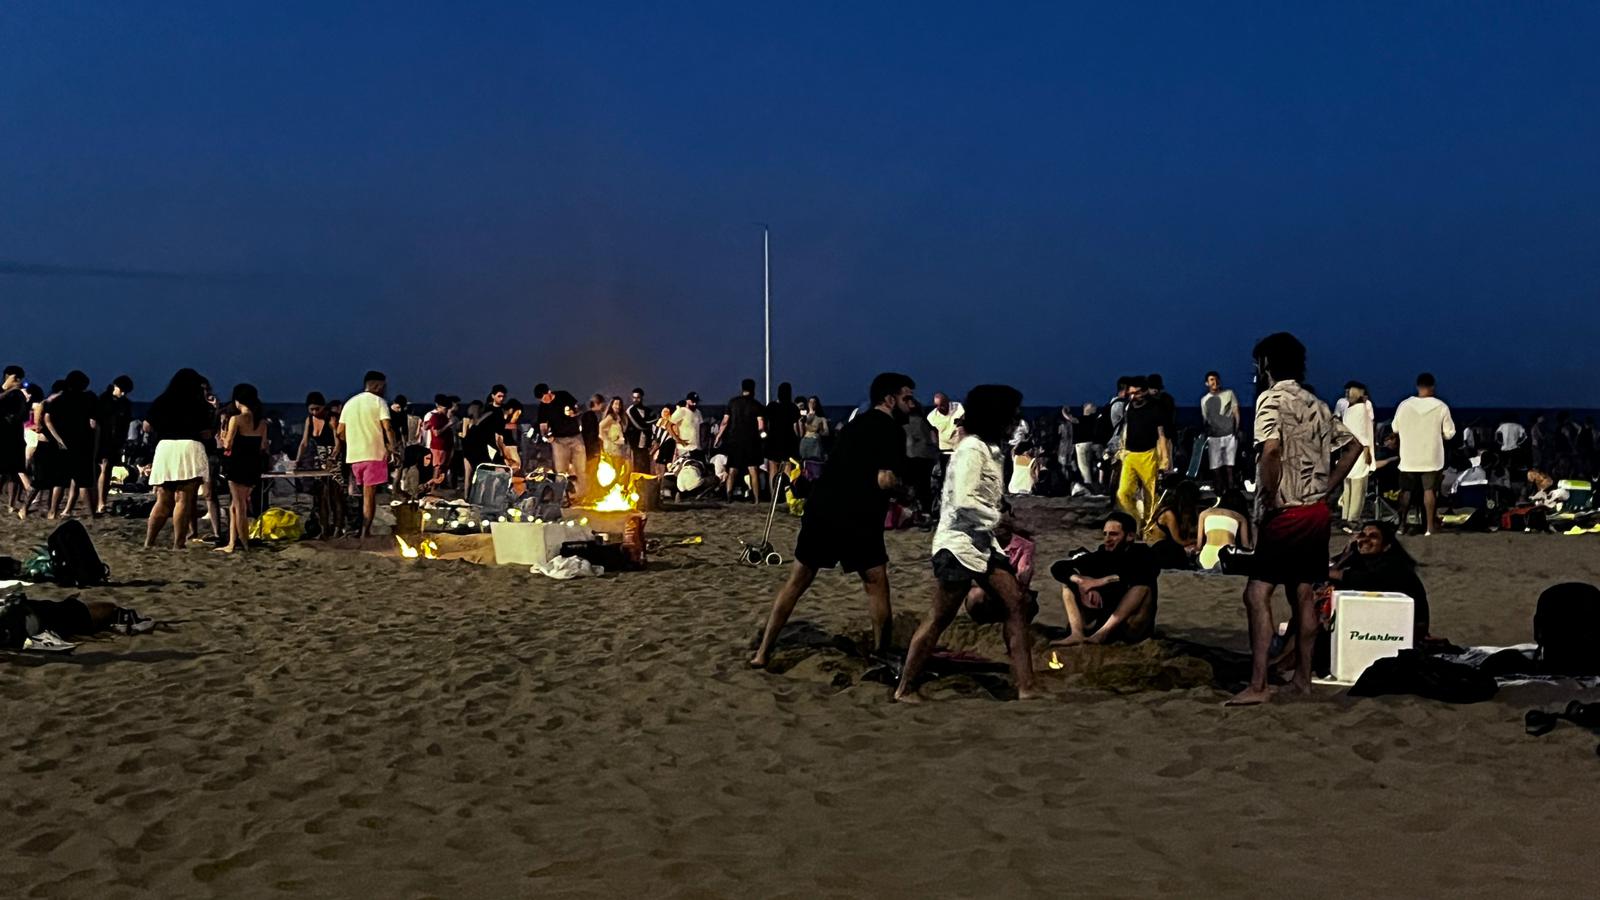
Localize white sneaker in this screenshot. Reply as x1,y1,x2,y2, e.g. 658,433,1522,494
23,630,76,653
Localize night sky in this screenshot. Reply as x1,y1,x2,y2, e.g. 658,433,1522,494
4,2,1598,409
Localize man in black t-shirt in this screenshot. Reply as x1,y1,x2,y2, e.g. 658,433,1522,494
1115,377,1168,525
539,388,586,499
716,378,768,503
624,388,653,474
1049,511,1159,645
751,373,917,668
94,375,133,514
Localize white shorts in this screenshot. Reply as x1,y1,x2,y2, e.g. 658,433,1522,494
1206,434,1238,468
149,439,210,486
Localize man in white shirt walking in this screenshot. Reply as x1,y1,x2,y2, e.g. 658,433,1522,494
1392,372,1456,536
338,370,396,539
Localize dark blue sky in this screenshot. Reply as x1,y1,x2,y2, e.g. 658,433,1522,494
4,2,1598,408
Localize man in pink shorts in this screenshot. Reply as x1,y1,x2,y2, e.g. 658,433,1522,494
338,371,396,539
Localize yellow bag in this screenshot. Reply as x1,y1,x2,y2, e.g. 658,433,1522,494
249,507,304,542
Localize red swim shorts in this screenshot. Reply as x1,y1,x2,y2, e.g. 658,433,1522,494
1252,502,1331,587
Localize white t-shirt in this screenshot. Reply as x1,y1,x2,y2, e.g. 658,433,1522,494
1392,395,1456,473
340,391,390,464
671,406,704,452
1495,422,1526,451
927,402,965,453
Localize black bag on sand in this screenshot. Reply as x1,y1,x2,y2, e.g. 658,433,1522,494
46,520,110,588
1535,582,1600,675
1349,649,1497,704
0,556,19,580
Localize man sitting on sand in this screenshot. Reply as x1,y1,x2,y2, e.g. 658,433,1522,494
896,385,1039,702
1051,511,1159,646
749,373,916,668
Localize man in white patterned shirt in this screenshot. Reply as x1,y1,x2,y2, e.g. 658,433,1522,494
1229,333,1364,706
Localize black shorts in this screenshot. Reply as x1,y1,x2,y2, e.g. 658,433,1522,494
1400,470,1443,494
794,512,888,574
931,547,1012,586
95,441,125,464
724,440,763,470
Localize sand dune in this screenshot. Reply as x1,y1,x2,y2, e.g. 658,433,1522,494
2,498,1597,897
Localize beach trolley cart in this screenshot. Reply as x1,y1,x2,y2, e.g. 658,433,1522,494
1324,591,1415,684
738,473,787,567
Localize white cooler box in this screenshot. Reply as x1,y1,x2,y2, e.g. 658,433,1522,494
1327,590,1415,683
490,521,586,567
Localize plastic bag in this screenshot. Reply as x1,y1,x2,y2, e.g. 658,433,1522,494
249,508,304,542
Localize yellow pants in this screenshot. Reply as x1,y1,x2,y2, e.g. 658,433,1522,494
1117,449,1159,524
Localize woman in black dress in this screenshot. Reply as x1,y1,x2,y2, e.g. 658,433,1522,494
219,384,268,554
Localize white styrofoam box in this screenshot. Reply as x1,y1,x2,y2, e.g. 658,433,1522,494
490,521,581,567
1329,590,1415,683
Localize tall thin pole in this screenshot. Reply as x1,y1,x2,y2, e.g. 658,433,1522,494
763,225,771,404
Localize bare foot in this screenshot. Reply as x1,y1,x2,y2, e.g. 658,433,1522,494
1050,634,1088,648
1016,687,1048,701
214,545,237,554
748,653,769,669
892,688,924,704
1279,679,1313,698
1224,686,1275,706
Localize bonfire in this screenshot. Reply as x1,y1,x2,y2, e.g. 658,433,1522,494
592,457,641,512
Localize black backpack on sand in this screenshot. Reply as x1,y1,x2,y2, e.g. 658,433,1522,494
46,520,110,588
1535,582,1600,675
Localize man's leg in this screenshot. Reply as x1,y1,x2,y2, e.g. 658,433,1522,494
858,564,893,656
894,580,968,702
572,443,589,500
1422,487,1438,534
747,465,763,503
1396,486,1414,532
1287,581,1318,694
750,561,819,667
1115,453,1144,519
1229,578,1278,705
361,483,378,538
980,567,1039,698
1056,584,1091,643
96,459,111,513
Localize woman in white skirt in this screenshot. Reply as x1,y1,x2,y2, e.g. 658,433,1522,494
143,369,216,549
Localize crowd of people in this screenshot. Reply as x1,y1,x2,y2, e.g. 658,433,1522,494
0,333,1589,701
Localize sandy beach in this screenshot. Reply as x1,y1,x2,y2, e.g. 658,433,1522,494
3,499,1599,898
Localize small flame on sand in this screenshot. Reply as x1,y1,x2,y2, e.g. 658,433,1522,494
1048,651,1064,670
396,535,439,560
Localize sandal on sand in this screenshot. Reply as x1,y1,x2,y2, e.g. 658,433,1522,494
111,608,156,636
23,630,76,653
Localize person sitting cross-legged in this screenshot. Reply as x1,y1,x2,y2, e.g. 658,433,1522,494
1050,511,1159,646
